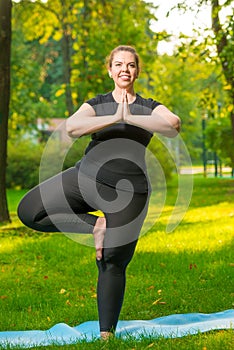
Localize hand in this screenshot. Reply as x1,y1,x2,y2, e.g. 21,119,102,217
123,90,131,122
114,89,125,122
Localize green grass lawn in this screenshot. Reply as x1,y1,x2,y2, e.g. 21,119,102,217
0,176,233,349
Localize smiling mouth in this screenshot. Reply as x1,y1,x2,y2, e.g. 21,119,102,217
119,75,130,79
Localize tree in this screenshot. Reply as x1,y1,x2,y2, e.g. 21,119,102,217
0,0,12,223
211,0,234,140
11,0,160,118
175,0,234,141
13,0,76,116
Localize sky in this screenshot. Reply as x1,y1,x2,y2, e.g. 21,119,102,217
149,0,211,54
148,0,232,54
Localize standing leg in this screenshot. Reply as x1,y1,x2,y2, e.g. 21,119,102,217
94,183,150,337
96,240,138,336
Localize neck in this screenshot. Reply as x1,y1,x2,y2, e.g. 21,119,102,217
112,86,136,103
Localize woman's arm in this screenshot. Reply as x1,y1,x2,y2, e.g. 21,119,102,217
124,103,181,138
66,102,123,138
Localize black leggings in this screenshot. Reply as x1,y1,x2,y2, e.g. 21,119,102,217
17,166,149,332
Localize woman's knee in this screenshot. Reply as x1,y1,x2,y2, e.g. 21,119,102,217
17,189,42,229
99,240,138,272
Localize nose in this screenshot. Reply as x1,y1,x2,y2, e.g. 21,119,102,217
121,64,129,72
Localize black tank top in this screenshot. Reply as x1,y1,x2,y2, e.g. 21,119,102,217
77,92,161,193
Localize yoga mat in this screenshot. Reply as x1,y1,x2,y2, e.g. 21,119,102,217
0,310,233,348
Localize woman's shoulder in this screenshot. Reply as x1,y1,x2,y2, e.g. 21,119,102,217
135,93,162,110
86,92,114,106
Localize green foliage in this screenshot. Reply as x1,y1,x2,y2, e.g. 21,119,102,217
6,136,91,189
205,116,234,167
6,139,44,189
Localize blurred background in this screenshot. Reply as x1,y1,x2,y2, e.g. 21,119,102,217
0,0,233,222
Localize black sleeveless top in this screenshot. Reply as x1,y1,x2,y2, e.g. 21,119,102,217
77,92,161,193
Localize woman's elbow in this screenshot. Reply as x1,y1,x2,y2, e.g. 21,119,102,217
66,120,80,138
66,121,74,137
174,116,181,133
168,116,181,138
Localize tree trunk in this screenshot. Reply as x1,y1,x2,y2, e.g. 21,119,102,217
60,0,74,115
61,28,74,115
0,0,11,223
211,0,234,141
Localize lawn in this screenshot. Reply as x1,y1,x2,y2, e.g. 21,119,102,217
0,176,233,349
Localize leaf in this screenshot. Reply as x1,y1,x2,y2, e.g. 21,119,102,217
55,89,65,97
147,285,154,291
152,298,162,305
224,84,232,90
59,288,66,294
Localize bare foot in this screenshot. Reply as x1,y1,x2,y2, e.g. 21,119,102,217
100,331,114,340
93,217,106,260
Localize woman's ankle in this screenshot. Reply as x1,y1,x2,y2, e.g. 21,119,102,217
100,331,114,340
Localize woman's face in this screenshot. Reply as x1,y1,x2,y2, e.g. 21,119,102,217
109,51,138,90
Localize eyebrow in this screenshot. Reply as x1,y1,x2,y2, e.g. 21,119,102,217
113,61,136,64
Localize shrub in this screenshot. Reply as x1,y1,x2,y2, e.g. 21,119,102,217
7,139,44,189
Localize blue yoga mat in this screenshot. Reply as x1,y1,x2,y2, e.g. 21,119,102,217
0,310,233,348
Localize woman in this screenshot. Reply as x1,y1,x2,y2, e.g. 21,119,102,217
18,45,180,339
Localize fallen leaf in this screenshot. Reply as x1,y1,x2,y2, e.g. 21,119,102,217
189,264,197,270
147,286,154,291
152,298,162,305
59,288,66,294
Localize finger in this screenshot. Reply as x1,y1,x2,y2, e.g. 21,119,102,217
125,90,128,103
121,89,125,103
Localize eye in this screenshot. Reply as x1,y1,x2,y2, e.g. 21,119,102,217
129,63,136,68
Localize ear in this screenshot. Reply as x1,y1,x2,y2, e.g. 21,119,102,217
108,70,112,78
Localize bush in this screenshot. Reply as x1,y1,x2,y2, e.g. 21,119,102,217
6,137,90,189
7,139,44,189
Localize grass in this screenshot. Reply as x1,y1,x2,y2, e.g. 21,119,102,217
0,176,233,349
